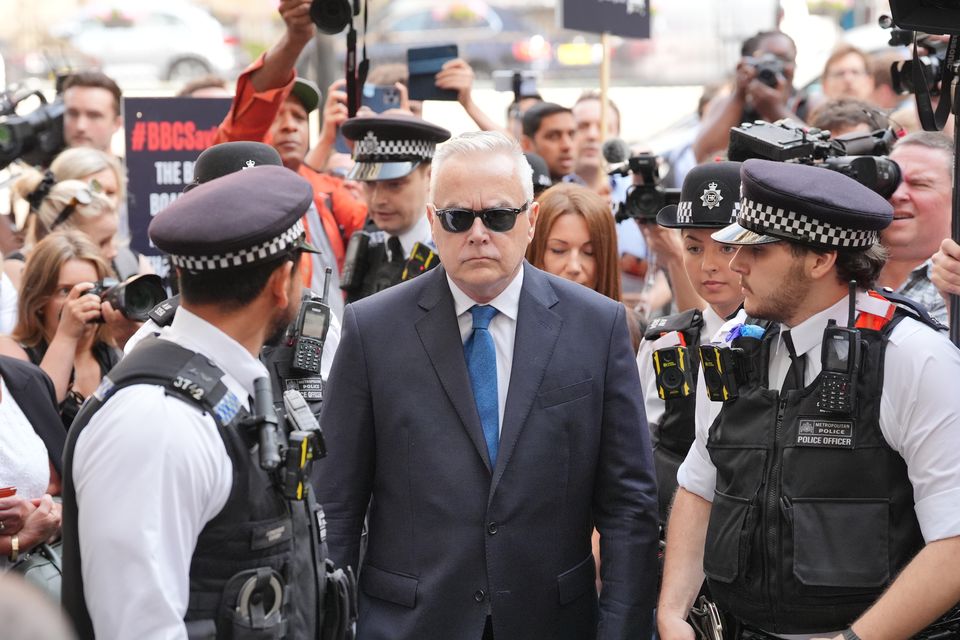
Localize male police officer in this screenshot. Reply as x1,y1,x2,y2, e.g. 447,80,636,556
339,113,450,303
62,166,334,639
658,160,960,640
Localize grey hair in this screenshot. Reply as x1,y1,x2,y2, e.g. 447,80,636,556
430,130,534,203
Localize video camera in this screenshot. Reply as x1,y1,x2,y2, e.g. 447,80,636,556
727,120,901,199
743,53,785,88
603,138,681,223
88,274,167,322
0,88,65,171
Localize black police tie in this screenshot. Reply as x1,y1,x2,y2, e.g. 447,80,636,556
388,236,404,263
781,330,805,392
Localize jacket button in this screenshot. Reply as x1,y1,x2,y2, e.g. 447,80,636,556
487,522,498,535
473,589,485,602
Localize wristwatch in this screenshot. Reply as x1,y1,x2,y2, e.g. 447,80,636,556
842,628,862,640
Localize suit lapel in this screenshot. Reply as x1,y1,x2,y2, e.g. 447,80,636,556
415,267,493,472
491,264,561,495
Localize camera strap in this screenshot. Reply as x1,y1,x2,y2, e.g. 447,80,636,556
913,34,958,132
345,0,369,117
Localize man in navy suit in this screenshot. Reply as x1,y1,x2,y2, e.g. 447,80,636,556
316,131,658,639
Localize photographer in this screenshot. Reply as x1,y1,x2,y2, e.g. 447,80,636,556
693,30,805,164
0,231,121,429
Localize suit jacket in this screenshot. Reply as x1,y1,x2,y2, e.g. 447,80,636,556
316,262,659,640
0,355,65,476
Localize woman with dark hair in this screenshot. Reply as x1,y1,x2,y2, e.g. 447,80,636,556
0,231,121,428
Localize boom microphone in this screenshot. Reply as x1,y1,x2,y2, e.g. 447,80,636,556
602,138,631,164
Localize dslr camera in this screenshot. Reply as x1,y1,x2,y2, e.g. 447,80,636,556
728,120,901,198
744,53,785,88
89,274,167,322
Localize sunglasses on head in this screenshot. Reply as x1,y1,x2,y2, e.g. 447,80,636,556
434,201,530,233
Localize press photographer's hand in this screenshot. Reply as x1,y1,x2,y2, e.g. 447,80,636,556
58,283,102,340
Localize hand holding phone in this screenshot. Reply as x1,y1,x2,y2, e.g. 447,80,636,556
407,44,459,101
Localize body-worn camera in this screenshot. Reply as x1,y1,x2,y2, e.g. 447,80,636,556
340,230,372,293
744,53,785,88
653,345,695,400
728,120,901,198
89,274,167,322
699,345,744,402
609,153,681,223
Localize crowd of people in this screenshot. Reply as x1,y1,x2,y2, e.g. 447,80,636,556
2,0,960,639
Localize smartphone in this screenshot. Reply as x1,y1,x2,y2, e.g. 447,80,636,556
334,84,405,153
407,44,459,101
493,70,538,96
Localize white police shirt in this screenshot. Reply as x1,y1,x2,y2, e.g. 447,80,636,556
678,294,960,639
73,308,268,640
636,305,728,431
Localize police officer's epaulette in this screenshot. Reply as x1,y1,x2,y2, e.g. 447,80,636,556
148,295,180,328
877,288,947,332
644,308,704,341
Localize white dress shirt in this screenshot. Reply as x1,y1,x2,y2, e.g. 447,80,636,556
393,214,433,260
447,268,524,436
636,305,729,431
74,307,269,640
679,296,960,639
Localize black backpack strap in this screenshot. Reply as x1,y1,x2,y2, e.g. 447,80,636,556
644,308,704,341
877,288,947,333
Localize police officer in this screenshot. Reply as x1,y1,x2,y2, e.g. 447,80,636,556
340,113,450,302
637,161,745,526
658,159,960,640
61,166,334,639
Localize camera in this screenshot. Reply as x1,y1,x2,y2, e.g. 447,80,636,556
89,274,167,322
652,345,694,400
744,53,785,88
0,89,65,171
609,153,681,223
728,120,902,199
699,345,744,402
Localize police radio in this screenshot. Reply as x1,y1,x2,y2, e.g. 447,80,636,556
818,283,861,414
340,230,372,292
291,271,332,375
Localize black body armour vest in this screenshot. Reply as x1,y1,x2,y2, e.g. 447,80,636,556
344,231,438,304
644,309,704,524
61,339,325,640
703,313,924,634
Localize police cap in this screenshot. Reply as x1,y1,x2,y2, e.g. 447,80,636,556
712,159,893,249
525,152,553,195
149,165,318,272
184,141,282,192
657,161,742,228
341,113,451,181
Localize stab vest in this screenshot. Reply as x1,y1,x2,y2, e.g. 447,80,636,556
344,231,438,304
644,309,704,524
61,339,325,640
703,310,924,634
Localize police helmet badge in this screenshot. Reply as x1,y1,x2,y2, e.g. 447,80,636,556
700,182,723,210
243,159,257,170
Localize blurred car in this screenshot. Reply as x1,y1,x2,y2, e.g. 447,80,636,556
50,0,239,83
341,1,552,76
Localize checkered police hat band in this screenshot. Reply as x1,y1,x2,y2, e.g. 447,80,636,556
674,199,739,225
355,131,435,161
738,198,879,248
170,220,306,271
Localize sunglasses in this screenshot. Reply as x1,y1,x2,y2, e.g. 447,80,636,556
434,201,530,233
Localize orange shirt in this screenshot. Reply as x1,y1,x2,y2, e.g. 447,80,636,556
214,54,367,272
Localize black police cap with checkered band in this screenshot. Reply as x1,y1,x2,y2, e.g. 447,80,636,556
183,141,282,192
342,114,451,182
149,165,319,272
711,158,893,249
657,161,742,229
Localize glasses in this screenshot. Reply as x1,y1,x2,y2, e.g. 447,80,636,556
434,201,530,233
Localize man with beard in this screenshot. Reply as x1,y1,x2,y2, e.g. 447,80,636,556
61,166,330,639
658,159,960,640
521,102,578,183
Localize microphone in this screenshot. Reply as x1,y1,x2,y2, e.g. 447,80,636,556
602,138,631,164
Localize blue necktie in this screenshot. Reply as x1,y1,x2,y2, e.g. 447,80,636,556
465,305,499,467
